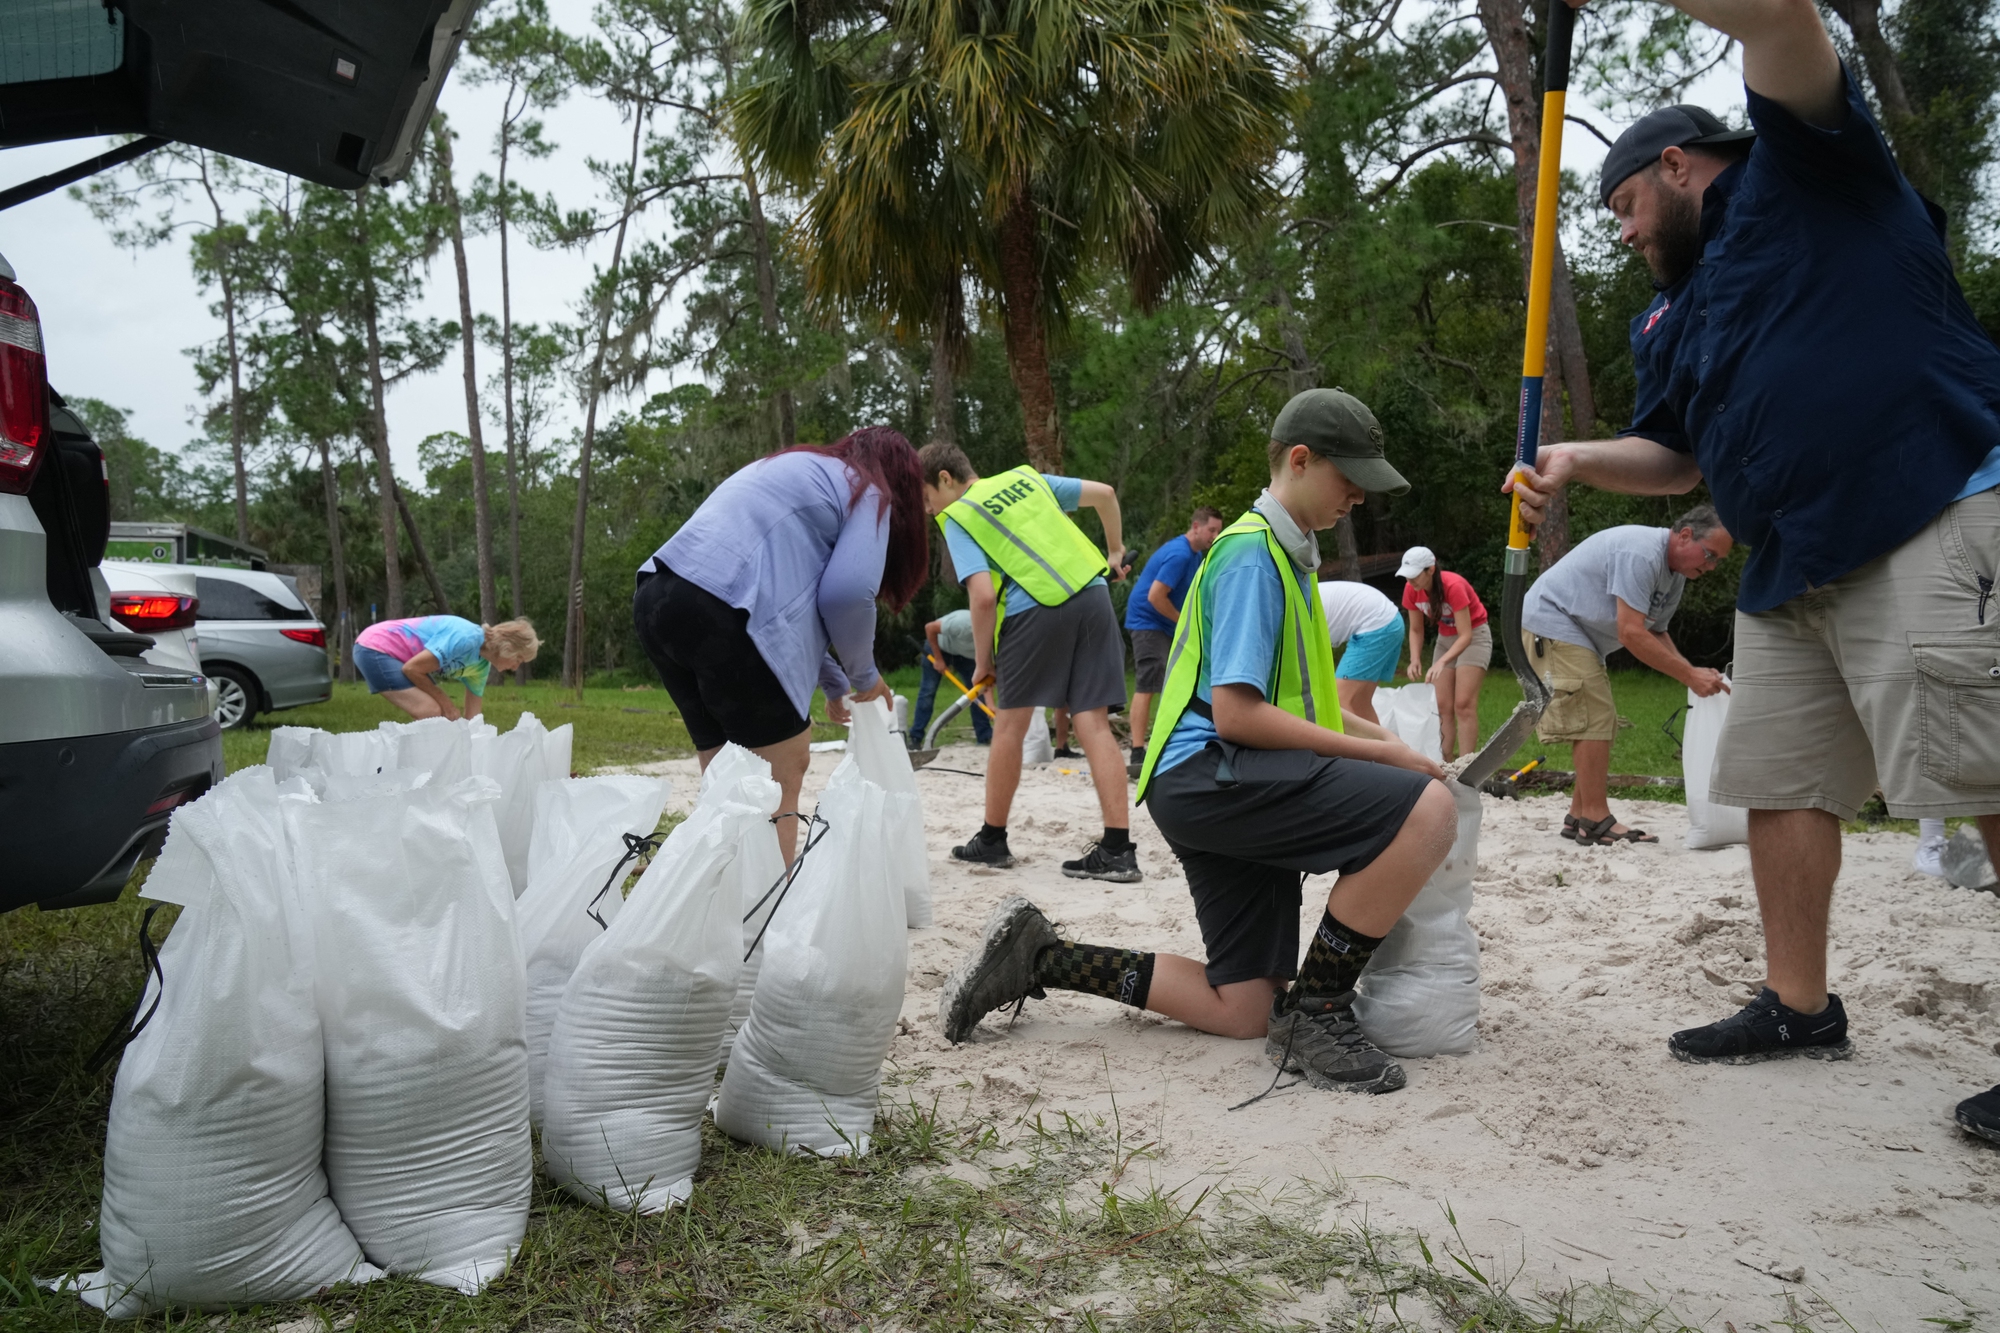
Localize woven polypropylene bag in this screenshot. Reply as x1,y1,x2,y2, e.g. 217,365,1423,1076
472,712,574,895
285,775,531,1293
81,770,378,1317
721,758,787,1066
540,746,776,1210
1683,683,1748,850
517,776,672,1127
845,697,933,928
714,760,907,1156
1352,779,1482,1056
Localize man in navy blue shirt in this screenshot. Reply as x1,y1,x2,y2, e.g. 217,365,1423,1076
1124,507,1225,777
1513,0,2000,1143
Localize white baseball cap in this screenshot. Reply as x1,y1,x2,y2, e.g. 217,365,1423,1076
1396,545,1436,579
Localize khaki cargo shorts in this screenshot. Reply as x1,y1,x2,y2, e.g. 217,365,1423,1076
1520,630,1618,743
1711,488,2000,820
1441,621,1494,671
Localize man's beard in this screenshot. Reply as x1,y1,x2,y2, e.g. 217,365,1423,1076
1645,184,1704,288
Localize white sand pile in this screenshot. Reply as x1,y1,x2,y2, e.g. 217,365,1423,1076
632,746,2000,1329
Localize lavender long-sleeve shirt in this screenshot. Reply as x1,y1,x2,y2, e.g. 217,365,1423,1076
644,452,886,717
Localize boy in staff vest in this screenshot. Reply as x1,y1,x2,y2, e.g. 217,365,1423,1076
936,390,1458,1094
918,443,1139,882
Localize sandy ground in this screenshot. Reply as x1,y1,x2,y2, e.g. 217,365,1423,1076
629,744,2000,1330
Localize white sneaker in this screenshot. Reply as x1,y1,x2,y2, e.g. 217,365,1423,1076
1914,834,1947,878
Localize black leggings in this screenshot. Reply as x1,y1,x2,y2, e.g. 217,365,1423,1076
632,569,808,751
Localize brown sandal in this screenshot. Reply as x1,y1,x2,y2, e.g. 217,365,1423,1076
1576,814,1658,845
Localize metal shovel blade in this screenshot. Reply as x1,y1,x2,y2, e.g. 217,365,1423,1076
907,747,940,769
1455,549,1550,791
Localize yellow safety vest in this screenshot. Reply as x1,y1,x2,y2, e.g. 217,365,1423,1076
942,466,1110,610
1134,509,1342,802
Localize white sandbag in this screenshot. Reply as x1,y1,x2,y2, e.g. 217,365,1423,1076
1353,779,1481,1057
517,776,672,1127
376,716,471,786
846,696,933,929
714,760,907,1156
306,728,399,781
81,769,378,1317
1683,681,1748,850
1021,705,1055,765
471,712,575,896
540,746,777,1211
266,727,319,784
285,775,530,1293
722,755,787,1065
1373,684,1443,763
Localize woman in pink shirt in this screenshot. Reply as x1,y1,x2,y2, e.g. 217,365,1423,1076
1397,546,1491,762
353,615,540,722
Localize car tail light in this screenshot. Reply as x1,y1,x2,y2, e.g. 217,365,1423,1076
0,274,49,496
111,592,199,632
281,626,328,648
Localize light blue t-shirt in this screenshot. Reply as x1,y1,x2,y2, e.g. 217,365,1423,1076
1957,445,2000,499
942,473,1107,616
1153,532,1312,776
935,608,976,659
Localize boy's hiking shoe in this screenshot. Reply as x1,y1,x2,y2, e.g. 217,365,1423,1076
939,896,1060,1044
1061,841,1142,883
1053,746,1081,759
1668,989,1852,1064
952,828,1015,869
1266,992,1406,1094
1956,1085,2000,1145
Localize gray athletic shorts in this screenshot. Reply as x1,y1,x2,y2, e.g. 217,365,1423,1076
1712,488,2000,820
1131,628,1171,694
995,583,1129,713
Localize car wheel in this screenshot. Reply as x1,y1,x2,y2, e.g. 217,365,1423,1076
210,666,259,730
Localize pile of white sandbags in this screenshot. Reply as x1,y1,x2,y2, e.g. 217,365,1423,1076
79,770,379,1317
541,747,778,1211
1353,778,1482,1056
715,759,908,1157
517,776,673,1126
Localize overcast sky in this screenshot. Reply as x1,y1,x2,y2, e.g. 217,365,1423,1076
0,6,1745,488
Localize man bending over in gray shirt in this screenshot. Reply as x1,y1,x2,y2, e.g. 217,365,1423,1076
1520,505,1732,844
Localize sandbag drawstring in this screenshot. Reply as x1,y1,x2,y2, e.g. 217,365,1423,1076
585,831,664,929
86,904,166,1074
742,812,830,962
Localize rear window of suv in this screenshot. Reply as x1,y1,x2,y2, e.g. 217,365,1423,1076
196,577,305,622
1,2,123,84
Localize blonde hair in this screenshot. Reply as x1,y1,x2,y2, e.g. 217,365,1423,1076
484,618,540,662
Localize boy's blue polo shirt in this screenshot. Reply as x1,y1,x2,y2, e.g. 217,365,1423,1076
1622,67,2000,613
1123,534,1199,633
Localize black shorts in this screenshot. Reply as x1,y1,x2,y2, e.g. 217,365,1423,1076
994,583,1128,712
1130,629,1171,694
632,568,808,752
1145,742,1432,986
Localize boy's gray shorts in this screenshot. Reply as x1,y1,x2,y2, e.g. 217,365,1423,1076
995,583,1129,713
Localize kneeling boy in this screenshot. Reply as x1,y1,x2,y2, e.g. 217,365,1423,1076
938,389,1459,1093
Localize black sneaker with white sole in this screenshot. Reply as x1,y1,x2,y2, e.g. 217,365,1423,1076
951,828,1016,869
1060,841,1142,883
1956,1084,2000,1145
1265,991,1406,1094
937,895,1062,1044
1668,988,1852,1064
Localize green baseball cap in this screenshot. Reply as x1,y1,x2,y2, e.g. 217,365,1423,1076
1270,388,1410,496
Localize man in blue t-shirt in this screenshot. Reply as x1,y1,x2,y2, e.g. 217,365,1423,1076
1512,0,2000,1139
1123,506,1224,777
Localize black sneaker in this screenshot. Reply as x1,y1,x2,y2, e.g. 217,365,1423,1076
1956,1084,2000,1145
1126,747,1146,780
1053,746,1081,759
938,895,1061,1044
1668,988,1853,1064
1061,841,1142,883
951,829,1015,869
1266,992,1406,1094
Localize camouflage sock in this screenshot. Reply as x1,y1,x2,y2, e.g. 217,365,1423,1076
1033,941,1155,1010
1284,911,1386,1009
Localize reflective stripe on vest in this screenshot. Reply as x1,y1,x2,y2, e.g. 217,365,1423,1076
942,466,1110,609
1134,510,1342,802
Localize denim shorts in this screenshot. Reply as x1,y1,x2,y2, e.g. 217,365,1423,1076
354,644,414,694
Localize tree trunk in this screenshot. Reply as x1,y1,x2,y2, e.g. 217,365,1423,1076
1824,0,1933,193
353,187,405,619
743,161,796,449
197,153,250,544
564,109,647,690
395,481,451,614
436,124,499,622
498,100,528,682
1274,291,1360,576
317,436,354,682
997,187,1064,472
929,277,964,445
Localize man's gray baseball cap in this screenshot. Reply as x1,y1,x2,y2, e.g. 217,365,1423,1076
1270,388,1410,496
1598,104,1756,207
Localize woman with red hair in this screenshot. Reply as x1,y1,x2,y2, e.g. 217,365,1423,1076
633,426,929,858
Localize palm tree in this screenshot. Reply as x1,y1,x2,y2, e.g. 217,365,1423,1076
735,0,1297,471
